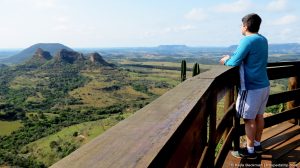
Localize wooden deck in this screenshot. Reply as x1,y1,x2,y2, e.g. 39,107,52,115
223,121,300,168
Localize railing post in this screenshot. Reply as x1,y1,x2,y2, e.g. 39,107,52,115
224,87,234,138
233,112,240,151
232,86,240,151
208,94,217,168
287,71,300,125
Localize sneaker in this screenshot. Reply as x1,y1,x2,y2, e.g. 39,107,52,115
254,145,263,154
231,148,257,160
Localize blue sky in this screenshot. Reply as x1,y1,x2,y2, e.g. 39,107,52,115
0,0,299,48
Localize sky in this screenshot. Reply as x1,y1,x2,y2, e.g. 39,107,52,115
0,0,299,48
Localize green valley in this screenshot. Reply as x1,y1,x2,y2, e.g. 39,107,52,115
0,48,185,167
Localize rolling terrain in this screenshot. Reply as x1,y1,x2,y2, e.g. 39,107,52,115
0,47,184,167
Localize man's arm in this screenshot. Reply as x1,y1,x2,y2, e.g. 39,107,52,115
220,38,250,66
219,55,230,65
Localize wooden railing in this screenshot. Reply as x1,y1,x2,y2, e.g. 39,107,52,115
51,61,300,168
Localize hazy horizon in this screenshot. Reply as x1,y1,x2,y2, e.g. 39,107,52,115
1,42,300,51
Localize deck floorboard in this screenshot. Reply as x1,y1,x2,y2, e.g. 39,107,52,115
222,122,300,168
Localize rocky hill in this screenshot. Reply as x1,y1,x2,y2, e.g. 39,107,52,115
54,49,85,64
26,48,52,66
23,48,113,68
87,52,113,66
3,43,73,64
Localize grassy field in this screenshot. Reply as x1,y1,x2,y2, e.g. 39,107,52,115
9,73,46,90
24,114,124,167
69,69,150,108
0,120,23,136
269,79,288,94
117,59,213,69
67,63,184,109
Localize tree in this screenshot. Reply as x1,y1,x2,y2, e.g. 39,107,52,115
50,141,58,149
181,60,186,82
192,63,200,77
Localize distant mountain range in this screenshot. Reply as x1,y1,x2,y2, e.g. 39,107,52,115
228,43,300,53
1,43,300,64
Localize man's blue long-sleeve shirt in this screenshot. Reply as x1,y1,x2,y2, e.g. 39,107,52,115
225,34,270,90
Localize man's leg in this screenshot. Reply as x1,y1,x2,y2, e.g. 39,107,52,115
254,114,264,153
255,114,264,142
244,119,256,148
231,118,257,159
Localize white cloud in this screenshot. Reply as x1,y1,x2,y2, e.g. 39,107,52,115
276,28,299,42
185,8,207,21
53,25,68,31
179,25,196,31
32,0,57,9
273,14,298,25
214,0,253,13
267,0,288,11
57,16,69,23
52,16,70,31
280,28,292,37
143,24,196,38
164,25,196,33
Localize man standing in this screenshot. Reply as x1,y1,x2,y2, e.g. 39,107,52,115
219,13,270,159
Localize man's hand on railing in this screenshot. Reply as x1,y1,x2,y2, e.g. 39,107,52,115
219,55,230,65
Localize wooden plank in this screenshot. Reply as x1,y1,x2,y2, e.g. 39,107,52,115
261,121,295,142
276,144,300,166
233,113,240,151
268,61,300,67
223,123,300,168
159,98,209,168
267,88,300,106
222,150,242,168
262,125,300,152
264,107,300,128
206,94,217,168
215,128,234,168
224,88,234,112
239,106,300,136
215,104,234,145
267,65,298,80
196,66,232,79
263,127,300,160
197,146,208,168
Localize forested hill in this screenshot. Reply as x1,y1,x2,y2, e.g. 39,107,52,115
22,48,114,68
2,43,73,64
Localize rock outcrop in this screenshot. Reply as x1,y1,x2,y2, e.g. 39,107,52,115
26,48,52,66
87,52,111,66
54,49,85,64
32,48,52,60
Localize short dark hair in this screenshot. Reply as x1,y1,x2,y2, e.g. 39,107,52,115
242,13,262,33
